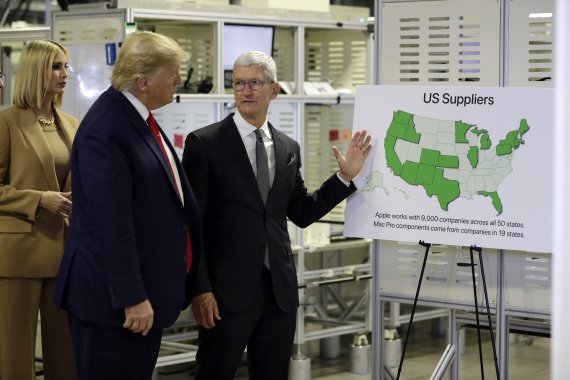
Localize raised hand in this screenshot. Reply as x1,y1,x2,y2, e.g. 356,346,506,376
333,130,372,182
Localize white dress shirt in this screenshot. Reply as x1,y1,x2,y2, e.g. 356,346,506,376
232,112,351,188
233,112,275,187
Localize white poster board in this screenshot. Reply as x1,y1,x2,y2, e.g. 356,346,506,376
345,85,553,253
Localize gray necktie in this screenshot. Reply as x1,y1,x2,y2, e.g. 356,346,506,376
254,128,270,269
255,129,270,204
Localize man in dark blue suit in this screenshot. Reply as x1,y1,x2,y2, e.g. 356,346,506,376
182,51,371,380
55,31,202,380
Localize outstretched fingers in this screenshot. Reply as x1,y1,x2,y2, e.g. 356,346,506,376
355,130,371,152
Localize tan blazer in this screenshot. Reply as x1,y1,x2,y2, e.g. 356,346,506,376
0,106,79,278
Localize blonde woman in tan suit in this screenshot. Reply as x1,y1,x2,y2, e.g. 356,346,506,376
0,40,78,380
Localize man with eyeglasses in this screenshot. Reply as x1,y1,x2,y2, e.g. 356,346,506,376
182,50,371,380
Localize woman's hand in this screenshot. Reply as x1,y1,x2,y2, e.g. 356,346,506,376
39,191,72,218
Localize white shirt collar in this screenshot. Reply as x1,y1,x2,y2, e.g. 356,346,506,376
233,112,271,140
122,90,150,121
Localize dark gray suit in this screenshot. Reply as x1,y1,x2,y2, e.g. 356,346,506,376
182,113,355,379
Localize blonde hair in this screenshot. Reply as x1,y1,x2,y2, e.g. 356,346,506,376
13,40,68,109
111,31,188,91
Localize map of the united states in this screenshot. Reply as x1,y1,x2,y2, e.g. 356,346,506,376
369,110,529,214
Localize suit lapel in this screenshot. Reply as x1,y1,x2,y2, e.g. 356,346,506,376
111,89,182,204
137,117,182,202
18,108,60,191
270,124,288,196
54,108,77,191
54,108,76,149
158,123,185,203
219,116,262,204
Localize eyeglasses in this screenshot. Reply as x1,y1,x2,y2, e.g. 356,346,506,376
232,79,272,91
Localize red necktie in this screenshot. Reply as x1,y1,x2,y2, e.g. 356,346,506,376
147,113,193,273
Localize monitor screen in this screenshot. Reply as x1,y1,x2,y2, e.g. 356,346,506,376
223,24,275,71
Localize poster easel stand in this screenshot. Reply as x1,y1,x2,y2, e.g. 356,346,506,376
394,243,501,380
463,245,500,380
395,240,431,380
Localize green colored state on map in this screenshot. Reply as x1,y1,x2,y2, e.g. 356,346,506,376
385,111,421,176
496,119,529,156
384,110,530,214
478,191,503,214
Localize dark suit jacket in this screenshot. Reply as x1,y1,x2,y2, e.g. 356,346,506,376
182,113,355,314
55,86,202,328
